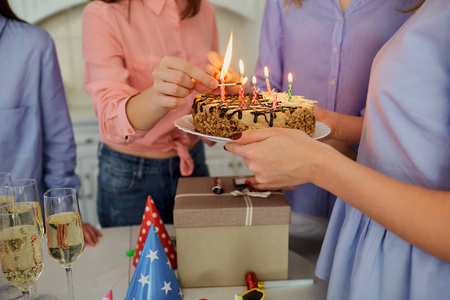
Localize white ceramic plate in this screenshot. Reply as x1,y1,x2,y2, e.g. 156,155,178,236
174,115,331,144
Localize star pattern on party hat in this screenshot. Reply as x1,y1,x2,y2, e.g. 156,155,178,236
133,196,177,268
126,224,183,300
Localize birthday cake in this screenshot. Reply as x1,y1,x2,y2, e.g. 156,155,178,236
192,92,316,138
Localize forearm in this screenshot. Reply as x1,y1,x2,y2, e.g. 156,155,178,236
313,146,450,262
329,111,364,145
125,87,170,131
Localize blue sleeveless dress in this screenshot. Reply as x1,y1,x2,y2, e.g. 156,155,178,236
315,0,450,299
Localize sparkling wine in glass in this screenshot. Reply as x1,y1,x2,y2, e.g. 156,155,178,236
5,179,44,240
0,203,44,300
0,172,22,300
43,188,84,300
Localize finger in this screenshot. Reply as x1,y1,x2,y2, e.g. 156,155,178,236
227,128,281,145
250,182,281,191
86,224,102,238
161,56,218,89
93,226,103,237
206,51,224,69
282,185,299,191
83,229,95,246
154,68,195,90
205,64,221,80
154,80,192,99
193,81,217,93
225,142,252,160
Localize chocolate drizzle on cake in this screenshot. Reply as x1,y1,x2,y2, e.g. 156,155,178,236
192,93,299,126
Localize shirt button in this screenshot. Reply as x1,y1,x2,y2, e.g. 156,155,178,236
339,16,343,21
333,47,338,52
330,80,336,85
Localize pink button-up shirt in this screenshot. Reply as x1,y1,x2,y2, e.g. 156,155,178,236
82,0,218,175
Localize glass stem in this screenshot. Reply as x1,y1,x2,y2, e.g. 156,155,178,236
22,290,31,300
65,266,74,300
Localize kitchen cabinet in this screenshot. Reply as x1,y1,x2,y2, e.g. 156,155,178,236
71,115,102,227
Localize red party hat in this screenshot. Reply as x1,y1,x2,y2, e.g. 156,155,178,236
132,196,177,268
102,290,113,300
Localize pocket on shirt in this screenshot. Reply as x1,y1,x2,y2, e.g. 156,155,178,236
0,105,40,160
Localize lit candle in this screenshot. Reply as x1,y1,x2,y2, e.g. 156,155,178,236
272,92,277,110
220,31,233,103
264,66,272,98
288,73,293,102
252,76,257,104
239,59,245,109
240,78,248,109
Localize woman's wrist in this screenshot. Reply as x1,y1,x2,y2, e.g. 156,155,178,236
126,87,170,131
307,142,341,188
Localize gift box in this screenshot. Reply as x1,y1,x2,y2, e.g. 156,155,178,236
174,176,291,288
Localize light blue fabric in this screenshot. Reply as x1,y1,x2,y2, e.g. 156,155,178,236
255,0,414,217
0,16,80,205
316,0,450,299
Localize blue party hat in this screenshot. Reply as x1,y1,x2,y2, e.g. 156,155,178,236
125,224,183,300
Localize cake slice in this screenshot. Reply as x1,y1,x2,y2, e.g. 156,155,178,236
192,92,316,138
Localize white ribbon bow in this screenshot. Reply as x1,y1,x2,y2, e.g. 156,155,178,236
230,188,271,198
230,189,271,226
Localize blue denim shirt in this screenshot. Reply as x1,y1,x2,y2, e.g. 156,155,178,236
0,16,80,202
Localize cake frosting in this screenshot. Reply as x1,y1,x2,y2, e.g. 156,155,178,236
192,91,316,138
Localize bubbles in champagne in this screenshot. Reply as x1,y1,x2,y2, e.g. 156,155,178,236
46,212,85,267
0,225,44,292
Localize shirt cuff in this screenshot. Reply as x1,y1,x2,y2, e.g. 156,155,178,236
117,91,148,142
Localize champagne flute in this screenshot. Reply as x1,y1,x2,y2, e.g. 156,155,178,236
0,172,22,300
43,188,84,300
5,180,44,240
0,203,44,300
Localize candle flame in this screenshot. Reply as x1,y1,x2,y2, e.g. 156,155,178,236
252,75,256,85
220,31,233,82
239,59,244,78
242,77,248,85
288,73,293,84
264,66,269,78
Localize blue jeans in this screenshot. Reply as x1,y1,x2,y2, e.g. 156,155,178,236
97,141,209,227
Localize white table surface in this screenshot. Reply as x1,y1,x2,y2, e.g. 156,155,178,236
36,225,328,300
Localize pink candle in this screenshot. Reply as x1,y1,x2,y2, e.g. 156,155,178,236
272,93,277,110
220,83,226,103
252,76,257,104
240,85,245,109
264,66,272,98
239,60,245,109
